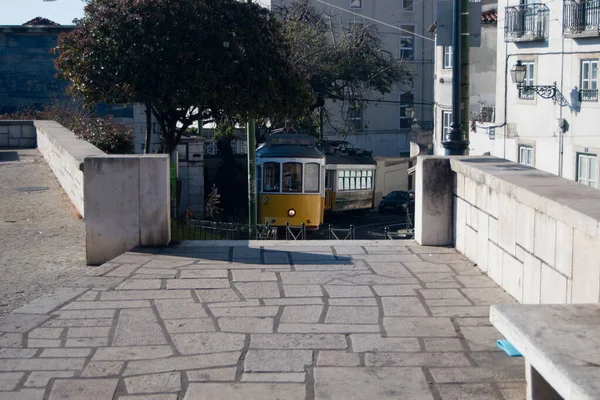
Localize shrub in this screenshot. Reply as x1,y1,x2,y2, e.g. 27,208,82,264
0,104,134,154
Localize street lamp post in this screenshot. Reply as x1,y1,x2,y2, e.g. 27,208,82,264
510,60,561,100
441,0,470,155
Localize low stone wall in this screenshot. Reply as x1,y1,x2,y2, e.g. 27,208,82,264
4,120,170,265
416,156,600,304
0,120,37,148
35,120,106,217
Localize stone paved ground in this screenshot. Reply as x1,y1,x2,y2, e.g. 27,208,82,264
0,149,86,317
0,240,526,399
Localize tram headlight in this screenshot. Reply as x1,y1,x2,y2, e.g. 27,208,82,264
288,208,296,217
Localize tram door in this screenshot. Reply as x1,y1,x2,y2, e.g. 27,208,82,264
325,170,335,210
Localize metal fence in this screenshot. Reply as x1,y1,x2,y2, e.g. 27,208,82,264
173,219,278,241
564,0,600,35
328,225,355,240
505,3,549,40
384,209,414,240
285,222,306,240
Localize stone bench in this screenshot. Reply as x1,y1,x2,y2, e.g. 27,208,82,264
490,304,600,400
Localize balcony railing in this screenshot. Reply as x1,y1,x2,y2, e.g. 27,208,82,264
579,88,599,101
564,0,600,38
504,3,549,42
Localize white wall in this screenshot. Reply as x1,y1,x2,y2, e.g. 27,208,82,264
416,155,600,304
35,120,106,218
493,0,600,186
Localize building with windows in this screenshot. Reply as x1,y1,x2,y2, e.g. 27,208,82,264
270,0,436,157
432,1,498,156
473,0,600,189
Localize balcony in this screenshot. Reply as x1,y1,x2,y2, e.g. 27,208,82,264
564,0,600,38
579,88,599,101
504,3,549,42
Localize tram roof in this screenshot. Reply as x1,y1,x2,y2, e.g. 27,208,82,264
325,154,377,166
256,143,324,158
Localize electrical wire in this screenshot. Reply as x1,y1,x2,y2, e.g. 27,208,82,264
314,0,435,41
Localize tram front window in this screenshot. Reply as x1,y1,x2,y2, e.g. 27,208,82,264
283,162,302,192
264,162,280,192
305,163,319,193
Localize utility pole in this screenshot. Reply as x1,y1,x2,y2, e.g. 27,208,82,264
247,0,257,226
460,0,470,151
442,0,469,155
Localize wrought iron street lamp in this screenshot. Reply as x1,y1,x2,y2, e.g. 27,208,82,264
510,60,559,100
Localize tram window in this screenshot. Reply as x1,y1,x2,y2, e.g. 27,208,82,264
338,171,345,191
305,163,320,193
257,166,263,193
367,170,373,189
361,174,367,189
263,162,280,192
283,162,302,192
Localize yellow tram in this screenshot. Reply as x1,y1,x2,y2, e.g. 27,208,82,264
256,133,326,229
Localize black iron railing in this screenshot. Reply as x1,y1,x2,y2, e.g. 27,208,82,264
172,219,278,241
505,4,549,41
328,225,356,240
285,222,306,240
564,0,600,36
579,88,599,101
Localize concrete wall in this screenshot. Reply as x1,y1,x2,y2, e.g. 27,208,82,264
0,120,37,148
35,120,106,217
5,120,170,265
374,157,410,204
84,155,170,265
0,26,73,114
416,155,600,304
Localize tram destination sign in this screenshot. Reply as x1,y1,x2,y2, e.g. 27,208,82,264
268,135,315,146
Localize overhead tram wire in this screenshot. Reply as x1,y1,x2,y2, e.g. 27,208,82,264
314,0,435,42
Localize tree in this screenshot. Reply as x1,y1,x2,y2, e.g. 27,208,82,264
271,0,414,136
54,0,312,154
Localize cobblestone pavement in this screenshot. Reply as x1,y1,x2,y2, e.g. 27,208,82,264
0,241,526,399
0,149,86,317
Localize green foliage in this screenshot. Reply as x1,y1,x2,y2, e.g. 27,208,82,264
0,104,133,154
273,0,414,134
54,0,312,152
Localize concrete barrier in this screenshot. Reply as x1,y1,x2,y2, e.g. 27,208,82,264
416,155,600,304
4,120,171,265
34,120,106,217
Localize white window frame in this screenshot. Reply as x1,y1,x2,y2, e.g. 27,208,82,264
518,145,534,166
518,61,535,100
443,46,452,69
577,153,598,188
403,0,414,11
399,92,414,129
349,0,363,9
442,110,452,138
347,100,364,131
581,60,598,90
399,24,415,60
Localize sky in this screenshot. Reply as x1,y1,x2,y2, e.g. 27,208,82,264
0,0,86,26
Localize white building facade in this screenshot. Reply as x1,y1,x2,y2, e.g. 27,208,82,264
483,0,599,188
433,3,498,156
271,0,436,157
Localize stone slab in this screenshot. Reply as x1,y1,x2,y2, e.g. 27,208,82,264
241,372,306,382
314,367,434,400
491,304,600,400
249,334,347,349
0,372,25,390
183,382,306,400
93,345,173,360
164,318,216,333
365,352,471,367
124,352,240,376
11,288,87,314
325,306,379,324
49,379,119,400
155,300,208,319
187,367,238,381
112,308,167,346
24,371,74,388
382,297,429,317
384,317,457,337
350,334,421,353
281,305,323,323
234,282,281,298
219,317,274,333
244,349,312,372
0,314,50,333
172,332,245,355
125,372,180,394
0,358,86,372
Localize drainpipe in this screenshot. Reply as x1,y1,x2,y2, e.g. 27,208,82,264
558,37,565,177
460,0,470,153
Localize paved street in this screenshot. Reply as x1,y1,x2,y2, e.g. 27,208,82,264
0,241,525,399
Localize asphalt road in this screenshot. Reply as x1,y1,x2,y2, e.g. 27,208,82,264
310,209,412,240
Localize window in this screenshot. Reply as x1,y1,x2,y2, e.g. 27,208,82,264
443,46,452,69
518,61,535,99
580,60,598,102
282,162,302,192
399,92,414,129
304,163,320,193
348,100,364,131
442,111,453,139
263,162,280,192
577,153,597,188
518,145,534,166
205,141,217,155
349,0,362,9
403,0,413,11
399,25,415,60
257,165,262,194
337,170,374,191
